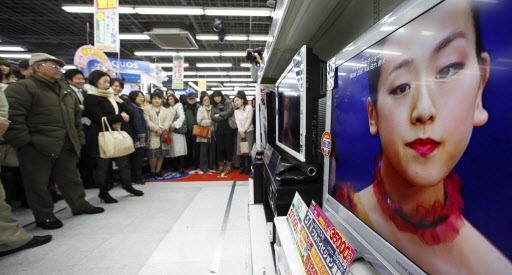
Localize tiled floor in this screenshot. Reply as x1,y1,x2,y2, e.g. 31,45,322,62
0,180,252,275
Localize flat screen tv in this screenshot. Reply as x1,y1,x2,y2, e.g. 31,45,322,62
275,45,326,166
323,0,512,274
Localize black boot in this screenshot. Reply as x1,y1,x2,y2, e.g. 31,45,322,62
98,190,118,203
122,183,144,196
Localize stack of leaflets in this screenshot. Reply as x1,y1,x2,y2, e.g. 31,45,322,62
286,192,355,275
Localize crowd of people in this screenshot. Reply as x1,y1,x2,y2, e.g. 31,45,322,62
0,53,255,257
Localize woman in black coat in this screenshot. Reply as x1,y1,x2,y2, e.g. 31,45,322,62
84,71,143,203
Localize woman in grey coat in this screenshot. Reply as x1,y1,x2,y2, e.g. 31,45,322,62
196,94,216,173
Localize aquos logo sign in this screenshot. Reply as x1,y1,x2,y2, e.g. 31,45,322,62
111,60,139,70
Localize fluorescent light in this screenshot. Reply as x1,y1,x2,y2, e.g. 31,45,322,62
0,53,32,59
180,51,221,57
248,83,257,86
240,64,252,67
195,35,217,40
220,52,246,57
0,46,26,51
235,87,256,90
134,51,178,56
211,87,234,90
62,5,135,13
134,7,204,15
196,63,232,68
183,72,197,75
249,35,270,41
156,63,189,67
227,71,251,75
225,36,248,41
204,8,272,17
188,82,199,91
224,83,248,86
195,72,229,75
228,78,254,81
364,49,402,56
119,34,150,40
184,78,230,81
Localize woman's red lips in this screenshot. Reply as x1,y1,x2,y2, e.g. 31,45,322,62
406,138,440,155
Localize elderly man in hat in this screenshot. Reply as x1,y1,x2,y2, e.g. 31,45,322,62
3,53,104,230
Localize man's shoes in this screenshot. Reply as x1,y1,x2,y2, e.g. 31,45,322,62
36,217,63,230
0,235,52,257
72,204,105,215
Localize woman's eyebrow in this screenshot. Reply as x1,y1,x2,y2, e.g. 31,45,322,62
431,30,467,56
389,58,413,76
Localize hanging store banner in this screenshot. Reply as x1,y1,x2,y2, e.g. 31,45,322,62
74,45,114,72
94,0,119,52
198,79,206,92
172,56,184,89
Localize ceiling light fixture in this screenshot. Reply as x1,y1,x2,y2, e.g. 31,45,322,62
220,52,246,57
62,5,135,13
196,63,232,68
225,36,248,41
240,64,252,67
249,35,270,41
0,46,27,51
134,7,204,15
134,51,178,56
204,8,272,17
0,53,32,59
223,83,248,86
119,34,150,40
188,82,199,91
195,35,217,40
156,63,189,67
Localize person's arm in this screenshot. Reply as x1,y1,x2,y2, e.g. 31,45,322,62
218,99,234,118
197,107,212,127
0,85,10,136
3,82,32,147
84,95,123,127
172,103,186,129
235,109,244,130
130,105,146,139
239,106,254,132
73,94,86,146
144,108,159,132
162,108,172,130
211,107,223,122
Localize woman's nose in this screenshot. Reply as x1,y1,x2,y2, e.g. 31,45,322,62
410,83,436,124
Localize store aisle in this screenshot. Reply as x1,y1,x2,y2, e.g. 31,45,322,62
0,180,251,275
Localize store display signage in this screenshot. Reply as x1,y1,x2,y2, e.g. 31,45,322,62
74,45,114,71
296,219,329,274
94,0,119,52
304,210,347,275
198,79,206,92
109,58,151,72
119,73,141,83
321,132,332,157
327,57,336,91
286,192,307,241
172,56,184,89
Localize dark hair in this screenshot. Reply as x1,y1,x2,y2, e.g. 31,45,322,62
179,94,188,107
88,70,110,88
154,88,164,95
200,93,210,104
150,92,163,100
167,94,179,106
128,90,143,104
235,91,248,105
18,59,30,70
0,59,14,83
64,69,84,82
211,91,225,106
110,78,124,89
166,89,174,96
368,0,485,107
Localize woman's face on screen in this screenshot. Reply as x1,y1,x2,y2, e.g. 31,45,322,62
367,0,490,187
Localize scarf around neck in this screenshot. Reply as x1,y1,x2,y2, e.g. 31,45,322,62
87,86,118,114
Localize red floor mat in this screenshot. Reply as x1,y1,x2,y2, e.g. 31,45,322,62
144,168,251,182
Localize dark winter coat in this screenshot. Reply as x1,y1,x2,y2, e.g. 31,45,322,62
3,74,85,158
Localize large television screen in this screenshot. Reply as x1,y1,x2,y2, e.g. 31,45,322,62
327,0,512,273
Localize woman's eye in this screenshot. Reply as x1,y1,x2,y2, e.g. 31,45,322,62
436,63,464,79
390,83,411,95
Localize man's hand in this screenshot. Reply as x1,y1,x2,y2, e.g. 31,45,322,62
121,112,129,122
0,117,10,136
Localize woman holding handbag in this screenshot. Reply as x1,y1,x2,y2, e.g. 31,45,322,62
84,70,143,204
211,91,236,174
233,94,254,175
167,94,187,174
196,94,216,173
144,93,171,178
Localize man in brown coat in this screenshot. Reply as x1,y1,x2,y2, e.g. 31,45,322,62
3,53,104,230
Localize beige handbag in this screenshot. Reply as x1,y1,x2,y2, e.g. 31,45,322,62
98,117,134,159
240,138,250,154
